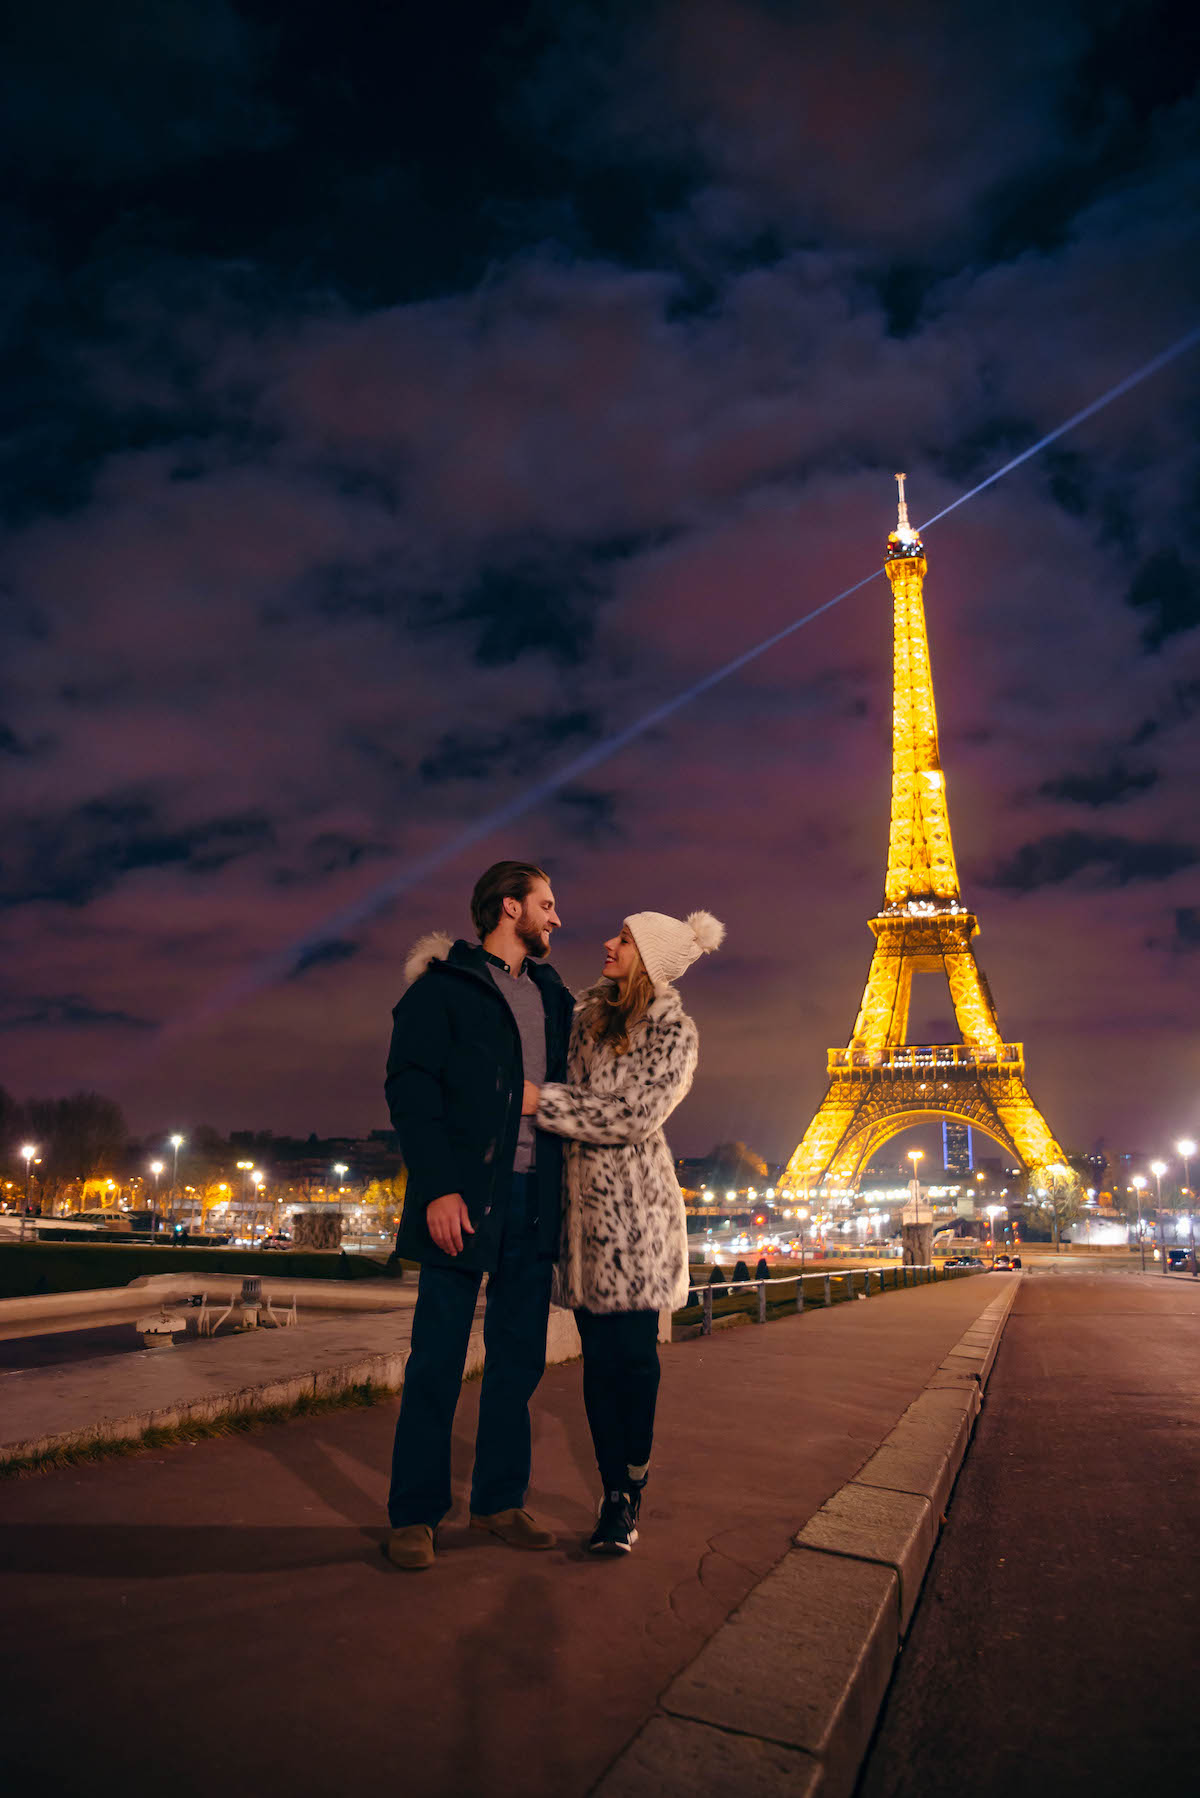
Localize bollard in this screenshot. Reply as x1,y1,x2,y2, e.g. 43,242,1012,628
702,1286,713,1337
757,1279,767,1324
823,1273,832,1307
796,1276,805,1314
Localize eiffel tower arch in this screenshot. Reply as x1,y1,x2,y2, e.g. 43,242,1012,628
784,478,1067,1194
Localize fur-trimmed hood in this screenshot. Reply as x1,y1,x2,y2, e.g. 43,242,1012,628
404,931,454,985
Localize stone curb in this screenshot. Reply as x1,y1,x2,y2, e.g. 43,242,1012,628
593,1275,1021,1798
1,1345,414,1466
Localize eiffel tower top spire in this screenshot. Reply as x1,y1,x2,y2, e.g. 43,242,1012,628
881,476,961,911
890,470,921,553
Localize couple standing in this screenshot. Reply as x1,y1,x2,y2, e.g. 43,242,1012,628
382,859,723,1568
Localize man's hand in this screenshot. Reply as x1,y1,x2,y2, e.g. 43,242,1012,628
426,1193,475,1256
521,1080,540,1116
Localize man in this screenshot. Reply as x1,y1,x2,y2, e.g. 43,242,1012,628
382,860,574,1570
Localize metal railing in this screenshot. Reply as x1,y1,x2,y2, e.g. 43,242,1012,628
689,1261,980,1335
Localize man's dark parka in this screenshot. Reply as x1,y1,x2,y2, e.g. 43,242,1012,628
385,933,574,1273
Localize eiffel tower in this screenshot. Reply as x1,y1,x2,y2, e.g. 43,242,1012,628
783,477,1066,1191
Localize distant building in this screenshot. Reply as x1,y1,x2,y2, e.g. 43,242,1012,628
942,1120,974,1173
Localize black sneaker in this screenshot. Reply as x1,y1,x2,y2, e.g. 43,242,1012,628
588,1490,637,1555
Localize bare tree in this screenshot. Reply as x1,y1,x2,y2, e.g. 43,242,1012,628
703,1140,769,1187
1025,1164,1083,1252
23,1092,128,1203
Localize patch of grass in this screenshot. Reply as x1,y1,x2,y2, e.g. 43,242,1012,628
0,1242,418,1300
0,1379,395,1480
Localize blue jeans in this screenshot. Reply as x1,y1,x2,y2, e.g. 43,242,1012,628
387,1174,554,1528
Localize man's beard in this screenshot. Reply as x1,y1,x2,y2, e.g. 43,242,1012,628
516,914,551,959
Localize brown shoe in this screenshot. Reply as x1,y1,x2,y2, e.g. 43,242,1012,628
469,1507,556,1550
382,1524,436,1570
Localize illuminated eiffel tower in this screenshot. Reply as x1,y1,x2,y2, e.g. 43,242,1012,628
784,477,1066,1190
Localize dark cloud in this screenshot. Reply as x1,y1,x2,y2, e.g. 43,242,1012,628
1129,678,1200,745
1126,550,1200,651
450,562,601,668
1039,762,1159,807
273,833,392,887
0,799,276,908
1170,907,1200,951
1,2,281,184
287,939,362,981
552,788,622,841
984,832,1198,893
1145,905,1200,956
0,993,155,1031
420,711,600,784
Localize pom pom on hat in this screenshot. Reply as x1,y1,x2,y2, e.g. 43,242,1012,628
624,908,725,990
686,910,725,954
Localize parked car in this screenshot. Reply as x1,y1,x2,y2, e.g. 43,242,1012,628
943,1254,982,1269
1166,1247,1193,1271
261,1233,293,1251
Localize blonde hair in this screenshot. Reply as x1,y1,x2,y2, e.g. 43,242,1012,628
581,952,656,1056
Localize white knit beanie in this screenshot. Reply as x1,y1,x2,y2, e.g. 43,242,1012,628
624,910,725,990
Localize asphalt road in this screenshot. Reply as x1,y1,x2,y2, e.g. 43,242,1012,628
858,1270,1200,1798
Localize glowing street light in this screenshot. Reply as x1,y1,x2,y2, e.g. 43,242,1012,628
19,1143,38,1243
1131,1176,1147,1273
1177,1139,1197,1276
236,1160,255,1221
985,1203,1002,1256
168,1134,185,1217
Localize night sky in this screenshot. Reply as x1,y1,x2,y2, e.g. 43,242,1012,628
2,0,1198,1163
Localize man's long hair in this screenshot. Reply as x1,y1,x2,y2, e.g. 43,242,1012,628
470,860,548,940
580,950,656,1057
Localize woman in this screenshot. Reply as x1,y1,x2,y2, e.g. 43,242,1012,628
522,908,723,1554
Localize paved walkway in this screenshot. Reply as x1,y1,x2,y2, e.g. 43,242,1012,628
0,1274,1001,1798
859,1270,1200,1798
0,1279,419,1462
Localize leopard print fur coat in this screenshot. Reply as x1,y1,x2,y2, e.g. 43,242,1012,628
535,982,697,1314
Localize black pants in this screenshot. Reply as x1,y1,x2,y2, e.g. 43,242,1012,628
388,1174,553,1528
574,1307,661,1494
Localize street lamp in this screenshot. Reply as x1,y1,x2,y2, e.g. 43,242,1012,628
236,1160,254,1234
249,1168,266,1243
904,1151,925,1267
1177,1139,1197,1276
1131,1176,1147,1273
148,1161,163,1235
169,1134,184,1217
985,1203,1002,1258
19,1143,38,1243
1150,1160,1168,1276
